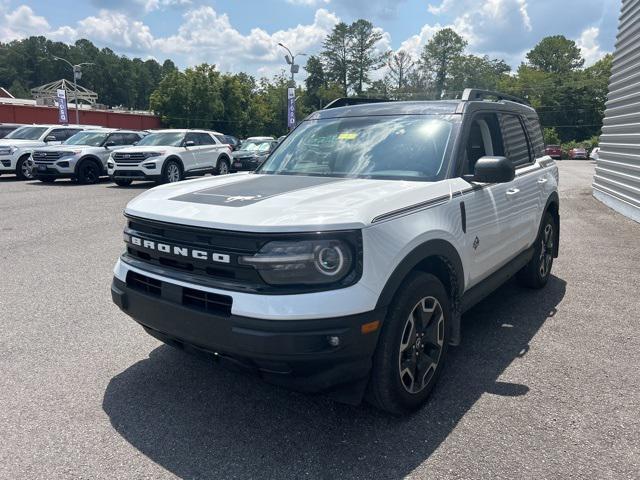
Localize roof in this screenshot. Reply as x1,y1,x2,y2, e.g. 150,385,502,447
311,100,462,119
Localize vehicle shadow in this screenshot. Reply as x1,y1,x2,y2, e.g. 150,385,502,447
24,177,111,186
105,181,157,189
103,275,566,479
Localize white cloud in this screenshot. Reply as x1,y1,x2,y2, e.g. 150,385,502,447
577,26,605,66
286,0,331,6
0,5,51,41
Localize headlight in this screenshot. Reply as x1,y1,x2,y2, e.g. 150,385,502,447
59,150,81,157
239,239,355,285
144,151,164,158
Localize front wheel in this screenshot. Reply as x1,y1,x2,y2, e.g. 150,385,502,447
160,159,182,184
517,212,556,289
16,155,34,180
367,272,450,415
77,160,101,184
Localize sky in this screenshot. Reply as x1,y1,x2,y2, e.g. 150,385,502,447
0,0,623,80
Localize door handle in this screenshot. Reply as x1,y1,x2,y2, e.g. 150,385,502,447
506,188,520,196
537,177,548,185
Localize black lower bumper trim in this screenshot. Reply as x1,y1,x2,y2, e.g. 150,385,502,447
111,277,385,392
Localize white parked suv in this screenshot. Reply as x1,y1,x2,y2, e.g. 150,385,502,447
0,124,97,180
111,90,560,414
31,129,145,184
107,129,232,186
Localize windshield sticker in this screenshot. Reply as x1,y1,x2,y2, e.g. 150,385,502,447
338,132,358,140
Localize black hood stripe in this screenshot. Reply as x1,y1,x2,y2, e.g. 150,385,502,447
170,174,344,207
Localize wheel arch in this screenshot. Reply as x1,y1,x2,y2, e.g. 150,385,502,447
164,155,184,173
375,239,464,345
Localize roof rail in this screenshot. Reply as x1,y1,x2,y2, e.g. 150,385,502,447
323,97,390,109
462,88,529,106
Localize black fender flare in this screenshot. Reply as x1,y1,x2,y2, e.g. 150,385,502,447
375,239,464,310
543,191,560,257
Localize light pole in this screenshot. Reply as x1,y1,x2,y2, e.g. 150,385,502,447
53,56,94,125
277,43,306,131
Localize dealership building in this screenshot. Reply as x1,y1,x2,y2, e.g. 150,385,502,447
593,0,640,223
0,79,160,130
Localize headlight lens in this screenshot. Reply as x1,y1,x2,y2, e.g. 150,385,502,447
144,151,164,158
59,150,81,157
239,239,354,285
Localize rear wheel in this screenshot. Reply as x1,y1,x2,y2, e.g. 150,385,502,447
77,160,101,185
114,178,133,187
216,157,230,175
161,159,182,184
16,155,33,180
367,272,450,415
517,212,556,289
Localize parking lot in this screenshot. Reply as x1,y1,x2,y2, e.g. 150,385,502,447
0,161,638,479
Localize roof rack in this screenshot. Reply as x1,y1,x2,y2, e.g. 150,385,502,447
323,97,391,109
462,88,529,106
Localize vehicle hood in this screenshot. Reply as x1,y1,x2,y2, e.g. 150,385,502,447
0,139,45,149
125,173,467,232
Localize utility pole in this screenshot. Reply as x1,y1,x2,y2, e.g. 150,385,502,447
53,56,94,125
277,43,306,131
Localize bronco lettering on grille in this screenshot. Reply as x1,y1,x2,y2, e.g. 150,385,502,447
129,236,231,264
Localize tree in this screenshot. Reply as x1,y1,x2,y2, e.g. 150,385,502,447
387,50,414,94
526,35,584,74
347,19,388,95
321,22,352,96
304,55,326,109
420,28,467,98
448,55,510,94
543,127,561,146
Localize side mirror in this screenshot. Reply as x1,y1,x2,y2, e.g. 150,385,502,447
465,156,514,184
184,140,196,147
45,135,57,142
104,141,116,148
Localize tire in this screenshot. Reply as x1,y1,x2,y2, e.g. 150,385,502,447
38,176,56,183
517,212,556,289
114,178,133,187
16,155,34,180
160,159,183,184
367,272,450,415
77,160,101,185
216,157,230,175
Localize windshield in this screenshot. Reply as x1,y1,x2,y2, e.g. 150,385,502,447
242,141,273,152
136,132,184,146
257,116,453,181
6,126,48,140
64,131,109,146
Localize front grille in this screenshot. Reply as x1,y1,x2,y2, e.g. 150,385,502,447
126,271,232,316
113,152,147,164
32,151,63,163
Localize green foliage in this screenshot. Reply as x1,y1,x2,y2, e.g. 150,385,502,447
543,127,561,146
420,28,468,98
348,19,388,95
526,35,584,74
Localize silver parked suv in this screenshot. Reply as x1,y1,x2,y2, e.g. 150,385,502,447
32,129,145,184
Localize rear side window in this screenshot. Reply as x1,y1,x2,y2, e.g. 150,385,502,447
214,134,226,143
524,114,545,158
196,133,215,145
500,114,532,167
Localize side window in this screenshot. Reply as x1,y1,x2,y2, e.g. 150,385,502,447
524,114,545,159
125,133,141,144
107,133,126,145
65,129,82,140
50,129,68,141
463,113,504,175
196,133,215,145
184,133,198,145
214,134,226,144
500,114,532,167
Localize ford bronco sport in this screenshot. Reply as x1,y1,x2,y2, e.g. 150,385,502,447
111,89,560,414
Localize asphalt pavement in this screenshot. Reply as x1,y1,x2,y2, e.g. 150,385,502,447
0,161,638,479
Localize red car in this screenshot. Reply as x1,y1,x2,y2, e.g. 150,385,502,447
545,145,562,159
568,147,588,160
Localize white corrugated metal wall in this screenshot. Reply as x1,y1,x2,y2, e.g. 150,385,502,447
593,0,640,222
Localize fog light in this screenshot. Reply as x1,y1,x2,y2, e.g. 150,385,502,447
327,335,340,347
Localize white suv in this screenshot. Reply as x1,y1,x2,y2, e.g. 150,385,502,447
111,90,560,414
107,129,232,186
31,129,145,184
0,124,97,180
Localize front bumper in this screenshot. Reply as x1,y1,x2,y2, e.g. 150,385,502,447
109,169,161,181
232,157,263,171
111,275,385,393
